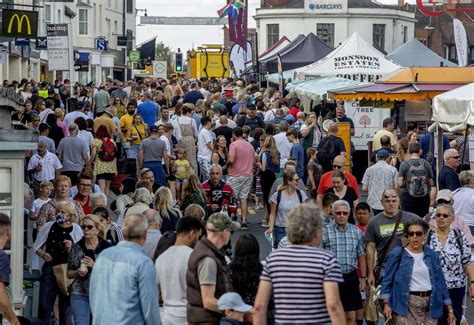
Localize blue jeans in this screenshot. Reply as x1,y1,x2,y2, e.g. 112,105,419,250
273,226,286,248
439,286,465,325
70,295,90,325
144,161,166,187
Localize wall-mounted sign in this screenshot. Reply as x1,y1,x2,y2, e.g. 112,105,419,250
1,9,38,38
95,36,108,51
36,37,48,50
14,38,29,46
308,3,343,10
117,36,128,47
128,50,140,62
73,50,90,72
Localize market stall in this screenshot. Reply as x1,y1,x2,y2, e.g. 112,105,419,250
387,38,456,67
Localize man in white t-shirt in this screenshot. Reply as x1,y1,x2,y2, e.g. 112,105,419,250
197,117,215,181
156,216,203,325
273,121,293,170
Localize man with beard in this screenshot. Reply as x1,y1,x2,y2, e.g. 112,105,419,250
156,216,203,325
202,164,238,217
120,100,137,159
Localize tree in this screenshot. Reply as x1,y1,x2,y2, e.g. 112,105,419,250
156,42,175,75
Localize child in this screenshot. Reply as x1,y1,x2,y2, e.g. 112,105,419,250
29,181,53,236
218,292,253,325
174,148,191,204
306,147,322,199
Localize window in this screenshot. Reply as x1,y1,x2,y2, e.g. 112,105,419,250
317,23,335,48
373,24,385,51
79,9,88,35
57,9,62,23
403,26,408,43
44,4,51,24
447,44,457,61
267,24,279,49
127,0,134,13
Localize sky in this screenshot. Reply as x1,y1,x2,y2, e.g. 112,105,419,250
135,0,416,56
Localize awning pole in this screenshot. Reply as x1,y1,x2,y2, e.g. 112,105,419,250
436,125,444,191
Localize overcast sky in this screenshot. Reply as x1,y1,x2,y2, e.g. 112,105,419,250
135,0,416,55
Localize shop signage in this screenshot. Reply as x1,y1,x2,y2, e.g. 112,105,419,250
95,36,108,51
14,38,29,46
1,9,38,38
129,50,140,62
152,61,167,79
73,50,90,72
308,3,343,10
36,37,48,50
117,36,128,47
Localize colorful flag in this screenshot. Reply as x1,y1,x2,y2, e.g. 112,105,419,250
218,0,248,51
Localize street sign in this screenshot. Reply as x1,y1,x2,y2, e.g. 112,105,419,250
129,50,140,62
95,36,108,51
153,61,167,79
1,9,38,38
47,24,69,70
117,36,128,47
36,37,48,50
140,16,226,25
14,38,29,46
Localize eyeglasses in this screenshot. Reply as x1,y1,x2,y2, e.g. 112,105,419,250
81,224,95,230
435,213,451,219
332,165,343,169
78,183,91,188
407,231,424,237
449,156,460,160
334,211,349,216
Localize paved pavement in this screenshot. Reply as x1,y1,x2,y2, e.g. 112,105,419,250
231,204,474,324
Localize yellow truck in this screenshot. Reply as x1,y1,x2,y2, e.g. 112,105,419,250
188,45,230,79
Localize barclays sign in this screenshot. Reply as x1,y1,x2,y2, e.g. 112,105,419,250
308,3,343,10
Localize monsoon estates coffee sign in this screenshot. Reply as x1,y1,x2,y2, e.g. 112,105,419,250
334,55,381,70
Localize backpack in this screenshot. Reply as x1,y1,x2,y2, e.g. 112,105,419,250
98,138,116,162
426,228,464,253
276,189,303,212
316,136,338,172
405,159,428,197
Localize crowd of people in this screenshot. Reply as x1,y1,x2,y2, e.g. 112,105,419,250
0,76,473,325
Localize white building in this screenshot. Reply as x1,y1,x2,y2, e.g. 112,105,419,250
0,0,136,83
254,0,416,55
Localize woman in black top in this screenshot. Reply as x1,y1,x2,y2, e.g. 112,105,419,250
67,214,111,325
155,187,182,233
34,201,83,325
324,170,359,224
46,114,65,148
211,135,228,180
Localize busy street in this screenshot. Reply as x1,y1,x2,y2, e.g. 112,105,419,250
0,0,474,324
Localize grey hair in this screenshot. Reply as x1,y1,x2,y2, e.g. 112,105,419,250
459,170,474,187
443,149,458,161
68,122,78,132
286,203,323,245
435,204,455,216
210,164,223,174
122,214,149,240
90,192,107,206
133,187,153,204
332,200,350,211
144,209,162,226
57,200,77,221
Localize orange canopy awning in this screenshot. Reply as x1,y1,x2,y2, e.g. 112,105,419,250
380,67,474,84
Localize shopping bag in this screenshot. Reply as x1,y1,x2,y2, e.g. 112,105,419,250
363,285,380,322
52,264,73,296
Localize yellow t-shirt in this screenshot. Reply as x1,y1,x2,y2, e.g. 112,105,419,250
174,159,190,179
372,129,397,151
119,114,134,142
129,123,147,145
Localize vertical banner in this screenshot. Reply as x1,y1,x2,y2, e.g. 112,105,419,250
337,122,352,172
453,19,468,67
218,0,248,51
277,55,283,93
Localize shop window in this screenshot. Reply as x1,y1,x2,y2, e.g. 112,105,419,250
267,24,279,49
317,23,334,48
373,24,385,51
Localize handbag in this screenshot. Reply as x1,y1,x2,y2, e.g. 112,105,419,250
52,264,74,296
373,211,404,287
364,285,380,322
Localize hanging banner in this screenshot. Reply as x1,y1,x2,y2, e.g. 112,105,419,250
453,19,468,67
218,0,248,51
345,100,392,151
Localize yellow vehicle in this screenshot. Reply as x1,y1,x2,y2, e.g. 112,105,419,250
188,45,230,79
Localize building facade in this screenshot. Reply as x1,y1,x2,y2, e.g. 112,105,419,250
254,0,416,55
0,0,136,83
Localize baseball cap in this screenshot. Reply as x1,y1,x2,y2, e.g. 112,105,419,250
246,103,256,110
149,125,159,133
206,212,240,232
436,189,452,203
376,149,390,158
217,292,252,313
211,103,226,112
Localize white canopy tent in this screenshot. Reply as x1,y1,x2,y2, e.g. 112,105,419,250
431,83,474,170
294,33,400,82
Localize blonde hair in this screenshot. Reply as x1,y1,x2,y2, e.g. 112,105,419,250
54,108,64,119
82,214,107,238
57,200,77,222
154,187,173,218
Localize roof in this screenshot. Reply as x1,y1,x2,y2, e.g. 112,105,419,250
258,36,291,60
380,67,474,84
432,83,474,131
347,0,382,9
387,38,456,67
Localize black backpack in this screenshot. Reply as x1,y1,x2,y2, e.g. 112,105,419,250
405,159,429,197
276,189,303,211
317,136,337,172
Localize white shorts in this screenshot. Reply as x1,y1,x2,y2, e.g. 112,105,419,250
228,175,253,199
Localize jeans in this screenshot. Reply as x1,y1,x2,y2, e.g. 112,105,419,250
439,286,465,325
38,263,72,325
144,161,166,187
70,295,90,325
273,226,286,248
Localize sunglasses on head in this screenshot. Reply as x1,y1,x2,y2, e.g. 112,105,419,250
334,211,349,216
332,165,343,169
81,224,95,230
383,194,398,199
407,231,424,237
435,213,450,219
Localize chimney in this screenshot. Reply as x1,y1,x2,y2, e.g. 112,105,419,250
398,0,404,7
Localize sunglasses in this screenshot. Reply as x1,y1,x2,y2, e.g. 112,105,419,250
407,231,424,237
435,213,451,219
334,211,349,216
449,156,460,160
436,199,451,205
332,165,343,169
81,224,95,230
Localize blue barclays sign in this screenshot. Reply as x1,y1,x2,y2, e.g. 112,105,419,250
308,3,343,10
95,36,108,51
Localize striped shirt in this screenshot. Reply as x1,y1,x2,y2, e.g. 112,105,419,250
260,245,343,324
321,223,366,274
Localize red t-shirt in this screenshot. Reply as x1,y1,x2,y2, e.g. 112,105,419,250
289,107,300,118
317,171,360,197
73,194,91,215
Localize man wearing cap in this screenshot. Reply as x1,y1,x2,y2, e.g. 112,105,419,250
218,292,252,325
236,103,264,131
93,84,110,114
93,106,117,135
425,189,474,246
186,212,240,324
138,125,169,188
361,149,398,215
269,108,285,127
439,149,461,191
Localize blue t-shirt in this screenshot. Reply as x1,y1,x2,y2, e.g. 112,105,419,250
290,143,305,179
183,90,204,105
0,249,10,286
137,101,158,129
438,166,461,191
